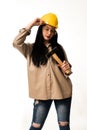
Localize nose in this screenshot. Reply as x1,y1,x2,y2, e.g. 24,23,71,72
48,30,52,35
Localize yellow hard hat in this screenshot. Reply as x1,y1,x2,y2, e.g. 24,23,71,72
41,13,58,28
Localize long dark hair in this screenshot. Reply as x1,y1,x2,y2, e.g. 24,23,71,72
31,24,65,67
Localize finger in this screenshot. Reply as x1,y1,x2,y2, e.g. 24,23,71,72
40,20,45,25
63,60,67,64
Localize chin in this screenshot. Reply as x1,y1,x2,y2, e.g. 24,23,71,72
44,36,51,41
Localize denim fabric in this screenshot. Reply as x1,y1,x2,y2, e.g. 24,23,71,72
59,125,70,130
29,97,71,130
30,126,41,130
54,98,71,122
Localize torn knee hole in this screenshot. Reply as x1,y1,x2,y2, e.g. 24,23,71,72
59,121,69,126
32,122,41,128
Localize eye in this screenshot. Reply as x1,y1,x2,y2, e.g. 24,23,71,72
45,28,49,31
51,29,55,33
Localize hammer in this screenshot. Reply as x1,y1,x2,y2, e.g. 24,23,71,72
46,44,72,75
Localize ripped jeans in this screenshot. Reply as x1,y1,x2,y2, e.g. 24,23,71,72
29,97,72,130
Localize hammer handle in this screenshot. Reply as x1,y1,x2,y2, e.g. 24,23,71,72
52,53,62,65
52,53,72,75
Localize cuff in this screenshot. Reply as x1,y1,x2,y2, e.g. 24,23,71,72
19,28,31,35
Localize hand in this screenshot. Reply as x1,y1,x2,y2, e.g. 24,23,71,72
26,18,45,30
61,60,71,72
31,18,45,26
58,60,71,72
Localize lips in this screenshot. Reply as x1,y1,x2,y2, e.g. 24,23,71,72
44,35,51,41
46,36,50,39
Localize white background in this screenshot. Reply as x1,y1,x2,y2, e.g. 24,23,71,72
0,0,87,130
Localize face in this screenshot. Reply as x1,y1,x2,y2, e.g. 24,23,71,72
42,24,56,42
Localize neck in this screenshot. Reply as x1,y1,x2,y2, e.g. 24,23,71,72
44,42,51,48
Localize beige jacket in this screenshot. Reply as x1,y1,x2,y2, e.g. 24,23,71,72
13,28,72,100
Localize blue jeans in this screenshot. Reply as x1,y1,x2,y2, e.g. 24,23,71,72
29,97,72,130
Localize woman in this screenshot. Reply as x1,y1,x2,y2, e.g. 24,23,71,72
13,13,72,130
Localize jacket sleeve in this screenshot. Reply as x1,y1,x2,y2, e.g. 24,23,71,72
13,28,31,58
